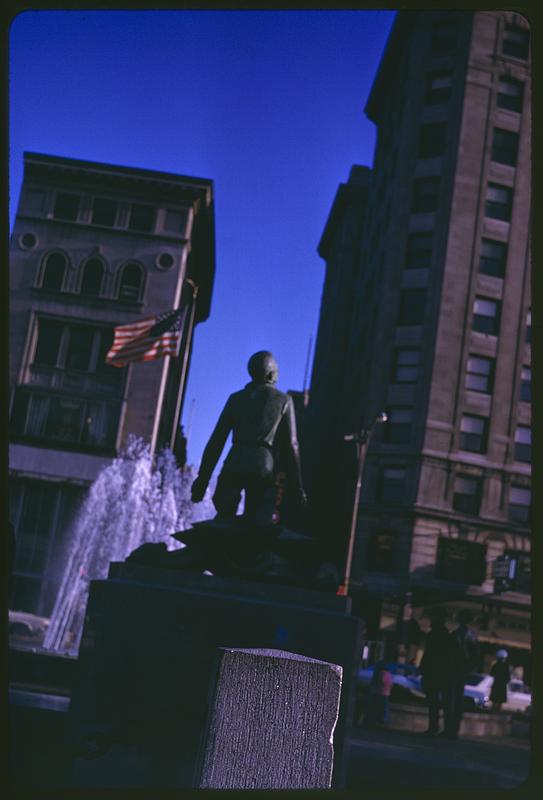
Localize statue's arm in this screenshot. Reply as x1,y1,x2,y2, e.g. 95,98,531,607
191,398,233,501
281,396,307,505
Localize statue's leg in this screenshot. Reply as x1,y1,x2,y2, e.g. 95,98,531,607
213,469,242,519
245,479,279,527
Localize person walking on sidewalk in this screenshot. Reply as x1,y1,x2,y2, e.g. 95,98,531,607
366,661,393,728
447,609,480,738
490,649,511,711
419,607,456,737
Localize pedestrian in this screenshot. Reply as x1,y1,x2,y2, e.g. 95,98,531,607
366,660,393,727
490,649,511,711
447,609,480,738
419,607,456,737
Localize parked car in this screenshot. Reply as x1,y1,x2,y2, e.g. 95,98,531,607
8,610,49,643
357,662,425,702
462,672,532,713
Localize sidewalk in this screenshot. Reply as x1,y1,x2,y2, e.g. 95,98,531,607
347,724,532,789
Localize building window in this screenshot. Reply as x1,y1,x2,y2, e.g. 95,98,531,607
9,480,84,615
485,183,513,221
128,203,155,233
479,238,507,278
465,355,494,393
379,467,406,504
91,197,117,227
412,177,440,213
39,252,67,291
508,486,531,524
385,408,413,444
425,70,453,104
502,23,530,60
53,192,80,222
453,475,482,515
431,19,457,54
459,414,488,453
398,289,426,326
472,297,500,335
514,426,531,462
163,208,189,235
435,538,487,585
497,76,524,112
117,262,144,302
367,530,396,573
80,258,105,296
525,309,531,343
520,366,531,402
405,233,433,270
504,550,531,593
418,122,447,159
393,348,420,383
492,128,519,167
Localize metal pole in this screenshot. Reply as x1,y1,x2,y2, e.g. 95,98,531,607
170,280,199,451
337,412,387,597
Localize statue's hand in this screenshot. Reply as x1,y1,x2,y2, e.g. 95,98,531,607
298,489,308,508
191,476,207,503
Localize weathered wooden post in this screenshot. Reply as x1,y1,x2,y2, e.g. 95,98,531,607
197,648,342,789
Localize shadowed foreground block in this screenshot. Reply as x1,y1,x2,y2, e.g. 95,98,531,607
198,648,342,789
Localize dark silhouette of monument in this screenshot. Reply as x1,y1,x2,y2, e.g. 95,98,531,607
127,351,338,590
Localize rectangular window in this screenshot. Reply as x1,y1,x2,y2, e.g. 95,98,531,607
520,366,531,402
453,475,482,515
91,197,117,226
508,487,531,524
53,192,80,222
485,183,513,221
514,426,531,462
385,408,413,444
425,70,453,104
436,538,487,585
367,531,396,573
465,355,494,393
379,467,406,504
479,238,508,278
128,203,155,233
25,189,47,214
412,177,440,213
460,414,488,453
398,289,426,326
472,297,500,335
497,76,524,112
163,208,189,234
405,232,433,270
393,348,420,383
502,24,530,60
418,122,447,159
492,128,519,167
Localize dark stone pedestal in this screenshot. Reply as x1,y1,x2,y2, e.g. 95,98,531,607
67,563,363,789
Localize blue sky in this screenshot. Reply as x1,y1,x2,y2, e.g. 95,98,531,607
9,9,395,468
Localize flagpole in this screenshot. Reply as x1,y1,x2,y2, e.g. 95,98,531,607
170,279,199,452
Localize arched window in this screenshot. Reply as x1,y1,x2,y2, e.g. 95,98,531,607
80,258,104,296
40,252,67,291
118,262,144,302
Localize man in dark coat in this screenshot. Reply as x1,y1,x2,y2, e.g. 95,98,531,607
419,607,456,736
447,609,480,737
191,351,306,525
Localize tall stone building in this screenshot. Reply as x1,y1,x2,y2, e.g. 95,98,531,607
305,11,531,671
9,153,215,615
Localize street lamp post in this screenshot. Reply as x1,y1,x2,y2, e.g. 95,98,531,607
337,411,388,597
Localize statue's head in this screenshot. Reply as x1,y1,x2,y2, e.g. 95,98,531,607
247,351,279,384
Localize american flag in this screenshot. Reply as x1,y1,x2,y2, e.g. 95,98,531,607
105,307,187,367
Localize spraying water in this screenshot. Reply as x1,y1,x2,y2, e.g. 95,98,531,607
42,435,215,655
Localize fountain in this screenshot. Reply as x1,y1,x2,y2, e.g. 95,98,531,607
42,435,215,655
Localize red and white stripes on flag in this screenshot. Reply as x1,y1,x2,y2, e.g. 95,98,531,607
105,307,187,367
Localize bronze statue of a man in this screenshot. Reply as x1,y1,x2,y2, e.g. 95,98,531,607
191,351,307,525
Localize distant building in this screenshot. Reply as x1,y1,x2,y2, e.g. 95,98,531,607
305,11,531,671
9,152,215,615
